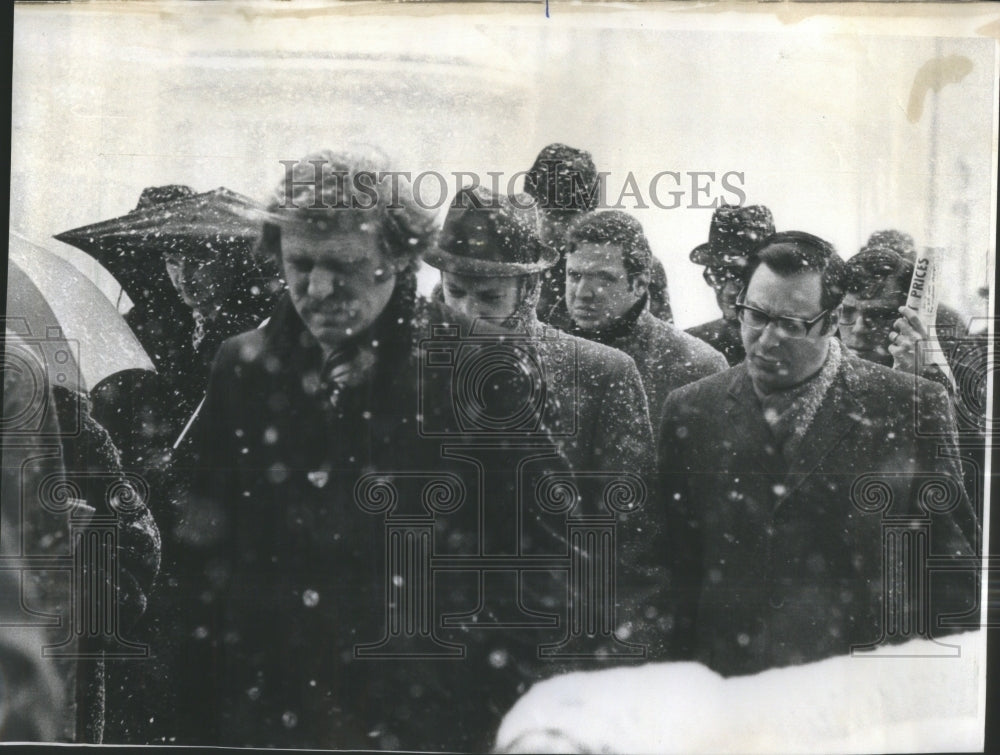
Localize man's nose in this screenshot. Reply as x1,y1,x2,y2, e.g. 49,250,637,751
307,268,338,299
575,279,597,300
756,320,784,348
851,316,870,334
454,300,477,320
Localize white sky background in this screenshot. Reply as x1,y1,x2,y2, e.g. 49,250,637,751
10,2,999,330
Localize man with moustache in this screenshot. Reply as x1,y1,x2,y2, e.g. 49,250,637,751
184,149,571,750
653,231,976,676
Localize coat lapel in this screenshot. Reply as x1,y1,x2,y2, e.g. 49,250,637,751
725,366,786,478
780,360,864,500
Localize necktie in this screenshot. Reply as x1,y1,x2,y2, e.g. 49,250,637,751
321,343,362,408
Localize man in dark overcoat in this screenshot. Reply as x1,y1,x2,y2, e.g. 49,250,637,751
182,149,574,751
562,210,726,428
653,231,978,677
427,187,656,479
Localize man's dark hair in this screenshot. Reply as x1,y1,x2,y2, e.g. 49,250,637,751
749,230,847,311
565,210,652,284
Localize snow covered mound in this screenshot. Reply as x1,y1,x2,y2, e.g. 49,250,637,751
495,632,984,754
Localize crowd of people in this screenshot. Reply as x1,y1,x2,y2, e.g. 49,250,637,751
1,142,988,750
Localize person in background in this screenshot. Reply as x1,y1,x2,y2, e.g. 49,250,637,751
1,336,68,742
563,210,726,428
841,229,986,540
94,186,280,745
685,203,776,365
653,231,976,676
525,143,672,326
840,229,969,382
428,187,655,479
91,185,283,471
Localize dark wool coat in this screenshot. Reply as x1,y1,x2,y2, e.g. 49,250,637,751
526,320,655,479
179,284,579,751
685,316,745,367
600,310,726,429
648,356,978,677
1,340,160,744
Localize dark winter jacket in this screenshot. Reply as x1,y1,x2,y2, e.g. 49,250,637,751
182,281,578,750
524,319,655,479
648,355,978,677
685,316,745,366
1,342,160,744
590,309,727,429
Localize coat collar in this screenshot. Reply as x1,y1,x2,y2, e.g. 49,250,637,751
725,356,866,498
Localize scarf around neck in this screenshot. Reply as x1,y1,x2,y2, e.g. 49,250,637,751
757,337,845,463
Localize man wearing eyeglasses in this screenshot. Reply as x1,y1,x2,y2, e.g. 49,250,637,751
686,204,775,365
840,230,971,386
648,231,977,677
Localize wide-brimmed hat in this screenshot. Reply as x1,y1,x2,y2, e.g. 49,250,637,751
690,204,775,267
424,187,558,277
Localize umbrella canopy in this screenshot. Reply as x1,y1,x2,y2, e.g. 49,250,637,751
6,233,155,392
53,187,268,306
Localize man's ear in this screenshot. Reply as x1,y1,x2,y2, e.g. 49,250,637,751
631,272,650,297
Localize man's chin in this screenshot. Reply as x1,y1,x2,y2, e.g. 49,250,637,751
571,317,603,332
747,357,791,390
307,317,359,346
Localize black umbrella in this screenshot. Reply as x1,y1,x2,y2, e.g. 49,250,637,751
54,186,268,307
53,187,275,373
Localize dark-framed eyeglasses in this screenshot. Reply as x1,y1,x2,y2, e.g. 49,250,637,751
839,304,900,329
734,292,831,339
702,265,746,289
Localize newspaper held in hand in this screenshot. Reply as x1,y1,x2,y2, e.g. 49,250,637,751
896,246,956,392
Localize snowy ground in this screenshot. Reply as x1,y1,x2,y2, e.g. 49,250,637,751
496,631,985,754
